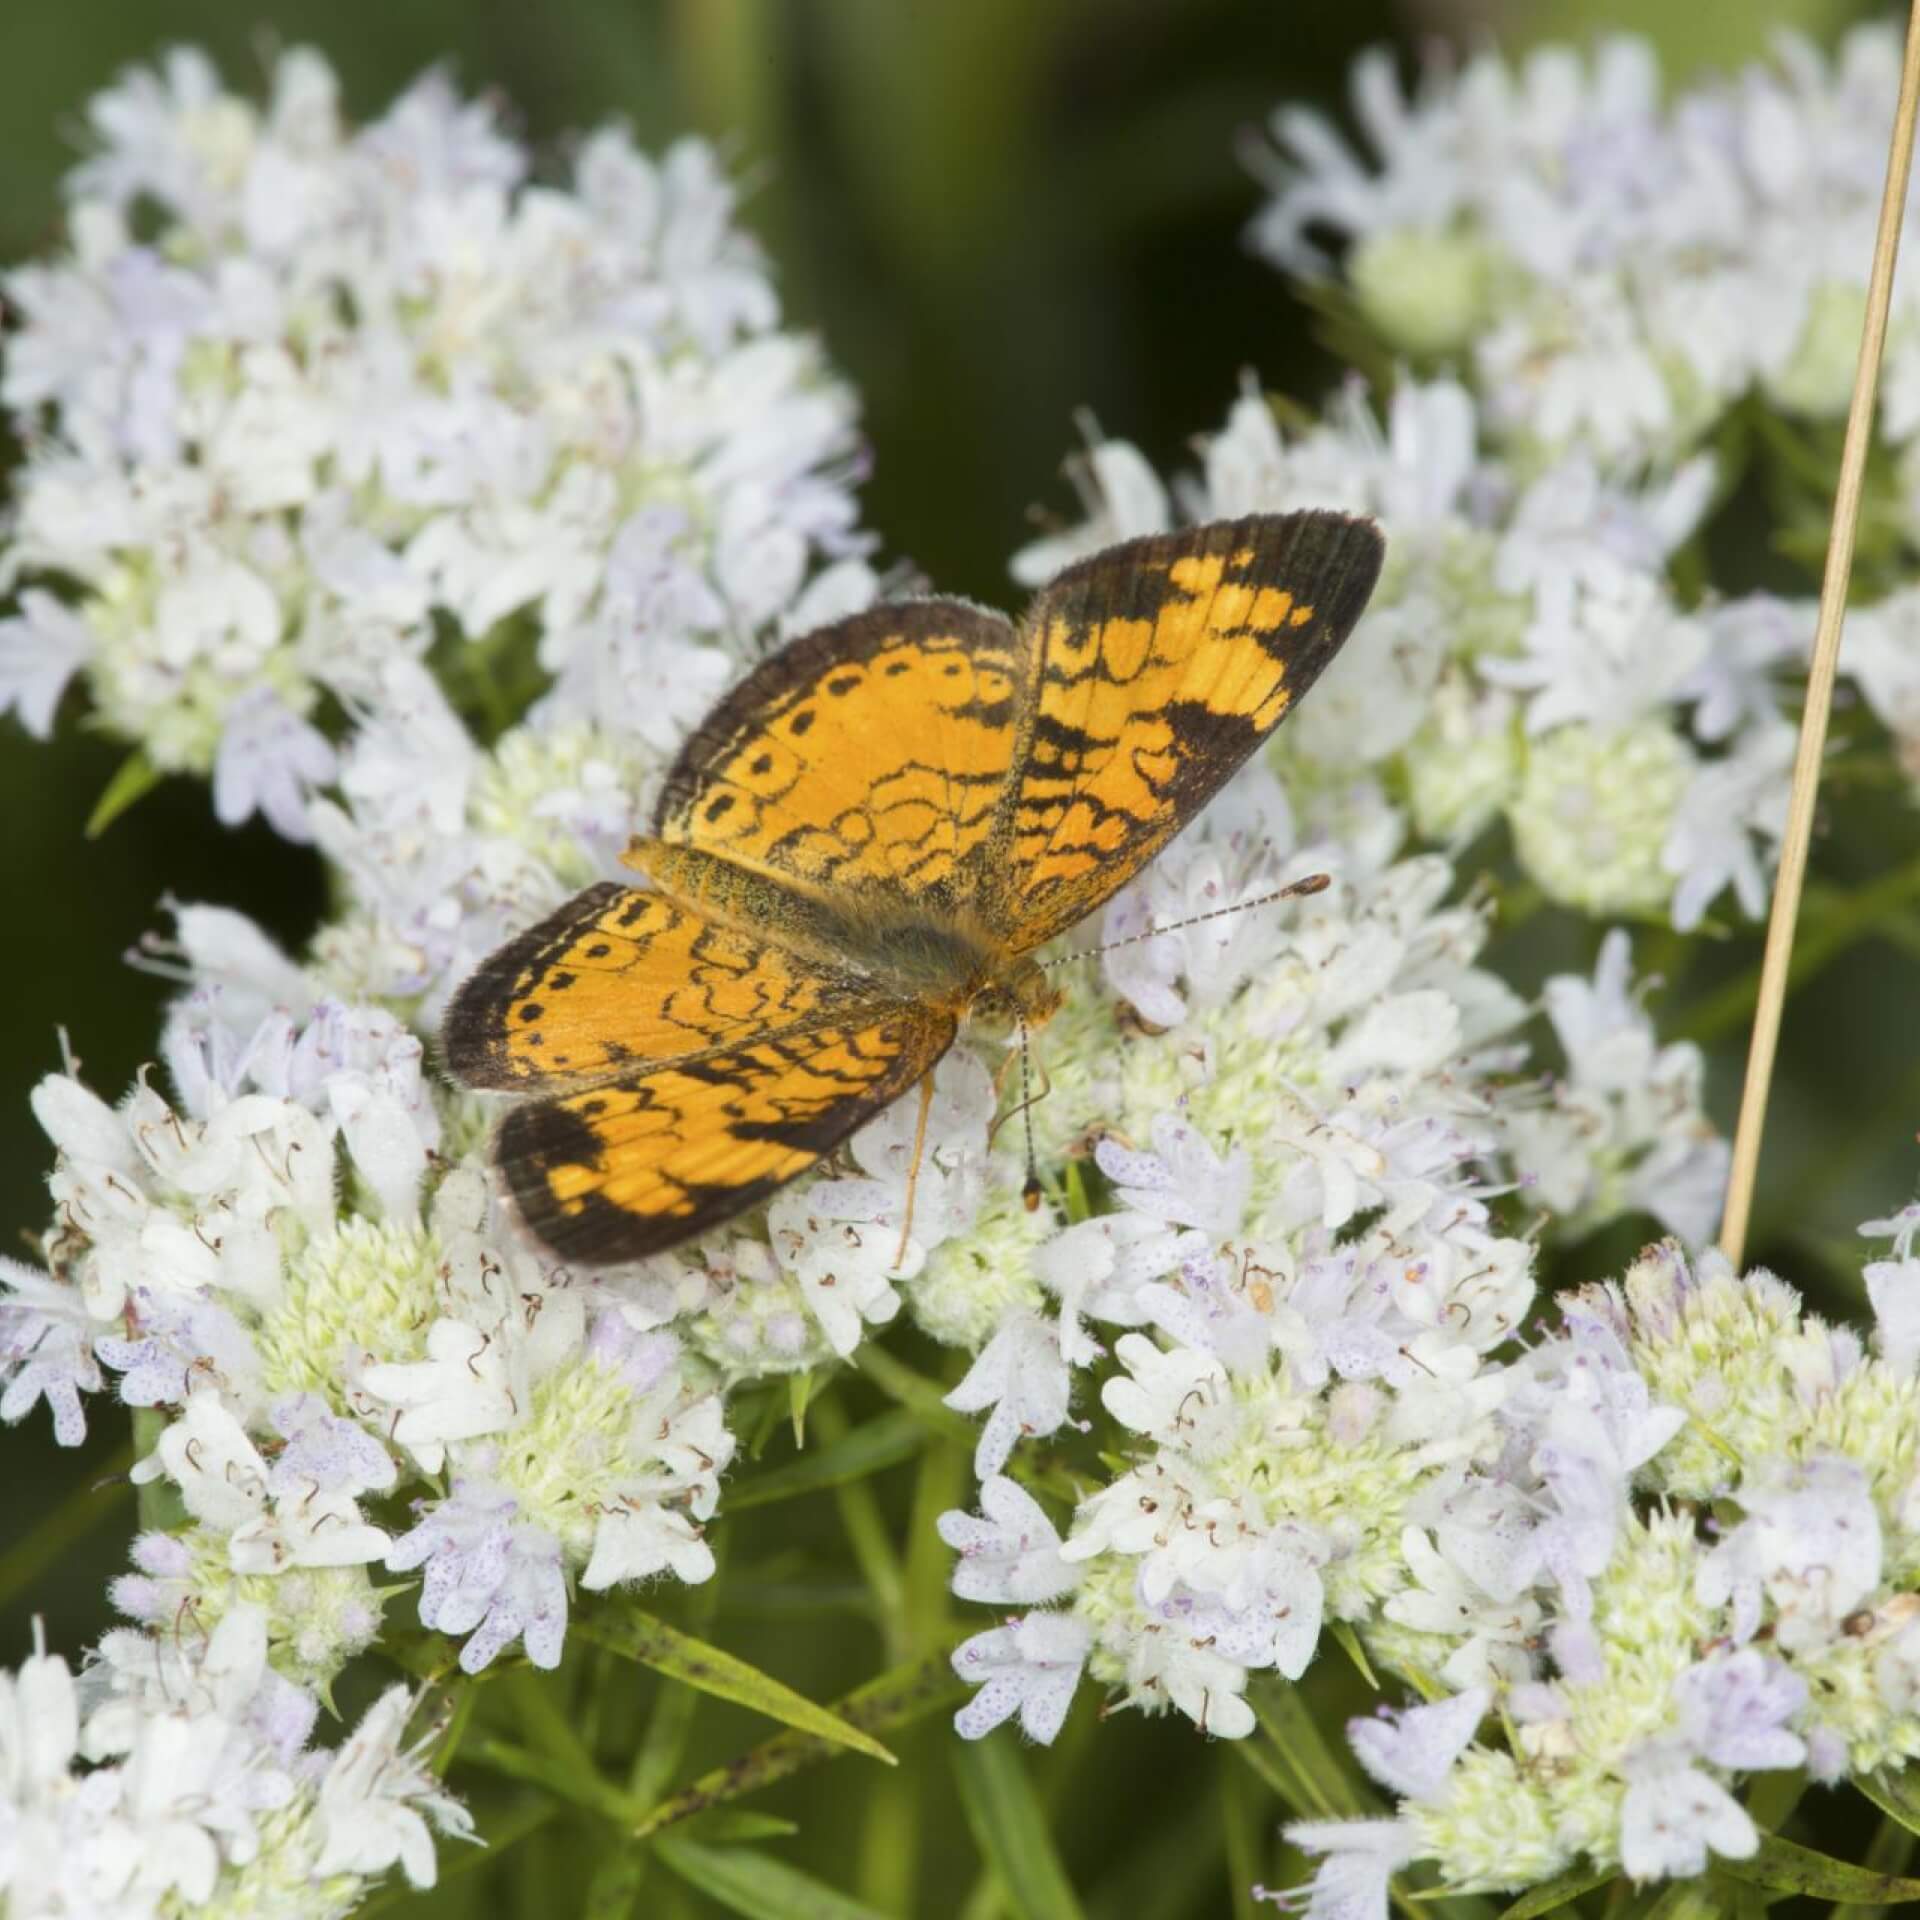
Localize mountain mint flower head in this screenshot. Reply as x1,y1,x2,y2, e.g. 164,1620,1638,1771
1251,1220,1920,1915
1014,374,1801,932
0,44,866,813
1247,28,1917,470
940,789,1726,1751
0,1607,472,1914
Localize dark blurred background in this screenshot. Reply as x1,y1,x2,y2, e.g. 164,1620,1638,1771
0,1,1895,1911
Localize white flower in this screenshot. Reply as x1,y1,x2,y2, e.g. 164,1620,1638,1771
1696,1455,1884,1650
310,1684,476,1888
386,1477,569,1672
1663,722,1794,932
1862,1203,1920,1372
1671,1649,1807,1771
938,1476,1080,1606
1281,1818,1418,1920
0,590,93,738
360,1317,520,1471
0,1257,103,1445
1348,1687,1489,1802
950,1612,1091,1744
945,1311,1073,1479
1382,1529,1543,1688
1618,1751,1757,1880
211,688,338,843
1010,436,1169,586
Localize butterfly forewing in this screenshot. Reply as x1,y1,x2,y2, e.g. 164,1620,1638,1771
652,600,1028,911
988,511,1384,949
493,1004,956,1264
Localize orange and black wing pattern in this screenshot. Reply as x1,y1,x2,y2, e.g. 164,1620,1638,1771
990,512,1383,948
651,600,1027,911
442,881,877,1092
493,1005,955,1264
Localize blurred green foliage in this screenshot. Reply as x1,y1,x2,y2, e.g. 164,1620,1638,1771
0,1,1903,1913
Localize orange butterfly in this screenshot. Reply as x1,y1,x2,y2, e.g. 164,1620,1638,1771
445,512,1384,1263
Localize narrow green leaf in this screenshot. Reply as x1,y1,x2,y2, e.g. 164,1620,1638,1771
1715,1836,1920,1904
1641,1879,1732,1920
655,1836,892,1919
1862,1772,1920,1842
1493,1865,1616,1920
951,1730,1087,1920
634,1641,968,1837
1224,1724,1311,1815
577,1605,895,1766
684,1811,802,1843
462,1735,637,1825
853,1341,976,1437
1250,1678,1378,1819
85,747,163,838
730,1407,926,1511
789,1369,815,1448
1327,1621,1380,1690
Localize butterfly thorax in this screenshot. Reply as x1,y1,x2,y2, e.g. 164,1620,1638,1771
626,836,1061,1032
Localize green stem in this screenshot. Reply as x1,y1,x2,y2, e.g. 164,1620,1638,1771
815,1397,909,1658
463,1735,638,1826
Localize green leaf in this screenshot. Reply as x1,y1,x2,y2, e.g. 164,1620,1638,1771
788,1369,815,1447
1641,1879,1733,1920
684,1811,802,1843
85,746,163,838
634,1641,968,1837
1493,1864,1617,1920
1862,1772,1920,1841
655,1836,892,1919
577,1604,895,1767
1714,1836,1920,1904
951,1730,1087,1920
461,1735,637,1825
852,1341,975,1437
1327,1620,1380,1690
1250,1677,1379,1819
728,1407,926,1510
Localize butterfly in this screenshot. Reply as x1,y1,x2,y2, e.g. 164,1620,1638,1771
444,511,1384,1265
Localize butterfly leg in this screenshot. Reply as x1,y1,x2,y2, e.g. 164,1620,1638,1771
893,1071,936,1272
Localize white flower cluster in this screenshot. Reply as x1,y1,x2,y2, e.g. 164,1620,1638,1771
0,1604,470,1918
939,779,1727,1747
0,44,868,830
1248,27,1917,470
12,922,735,1675
1014,377,1806,929
1280,1224,1920,1910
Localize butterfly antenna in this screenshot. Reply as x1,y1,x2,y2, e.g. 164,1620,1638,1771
1019,1018,1043,1212
1037,870,1331,969
894,1072,936,1273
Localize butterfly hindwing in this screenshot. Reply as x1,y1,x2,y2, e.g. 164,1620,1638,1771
442,881,878,1093
494,1005,957,1264
652,600,1026,910
990,511,1384,948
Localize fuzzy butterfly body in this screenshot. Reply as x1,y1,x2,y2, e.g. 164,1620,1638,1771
444,511,1385,1263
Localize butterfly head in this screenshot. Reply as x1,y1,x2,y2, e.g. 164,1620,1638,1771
966,955,1062,1037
